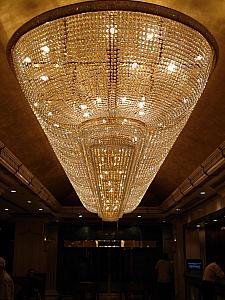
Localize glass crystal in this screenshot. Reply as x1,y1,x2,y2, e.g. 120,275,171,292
11,10,215,221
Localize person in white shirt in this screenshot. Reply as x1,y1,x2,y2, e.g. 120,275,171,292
0,257,14,300
201,257,225,300
155,253,173,300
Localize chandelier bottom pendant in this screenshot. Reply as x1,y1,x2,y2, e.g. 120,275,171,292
7,1,217,221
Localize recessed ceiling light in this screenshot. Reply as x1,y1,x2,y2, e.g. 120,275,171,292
4,208,9,211
27,200,32,204
10,190,16,193
200,191,206,195
137,215,142,218
78,214,83,218
162,220,166,223
38,208,43,211
196,224,201,228
213,219,218,222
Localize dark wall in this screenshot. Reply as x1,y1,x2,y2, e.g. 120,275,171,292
0,221,15,274
57,222,162,294
205,223,225,264
59,222,162,241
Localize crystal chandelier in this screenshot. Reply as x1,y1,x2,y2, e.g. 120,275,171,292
7,1,217,221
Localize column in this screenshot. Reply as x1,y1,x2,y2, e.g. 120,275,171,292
162,223,174,257
174,220,185,300
13,217,47,276
44,222,59,300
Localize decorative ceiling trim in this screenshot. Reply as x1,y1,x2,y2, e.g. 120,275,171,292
162,140,225,211
0,140,60,212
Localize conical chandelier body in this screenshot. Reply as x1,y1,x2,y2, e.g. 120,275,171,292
7,1,217,221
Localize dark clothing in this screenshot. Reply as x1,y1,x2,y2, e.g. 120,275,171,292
201,280,215,300
157,282,172,300
25,275,40,299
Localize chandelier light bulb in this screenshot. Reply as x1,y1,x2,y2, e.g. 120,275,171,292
40,45,50,54
7,1,217,221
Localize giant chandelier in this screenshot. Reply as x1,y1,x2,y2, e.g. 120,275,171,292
7,1,217,221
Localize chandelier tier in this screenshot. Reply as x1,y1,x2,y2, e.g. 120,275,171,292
7,1,217,221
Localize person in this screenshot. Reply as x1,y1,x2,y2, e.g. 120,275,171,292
201,257,225,300
155,253,173,300
0,256,14,300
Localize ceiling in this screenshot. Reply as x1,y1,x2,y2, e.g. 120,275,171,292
0,0,225,222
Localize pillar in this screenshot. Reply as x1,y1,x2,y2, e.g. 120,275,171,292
174,220,185,300
13,217,47,276
44,222,59,300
